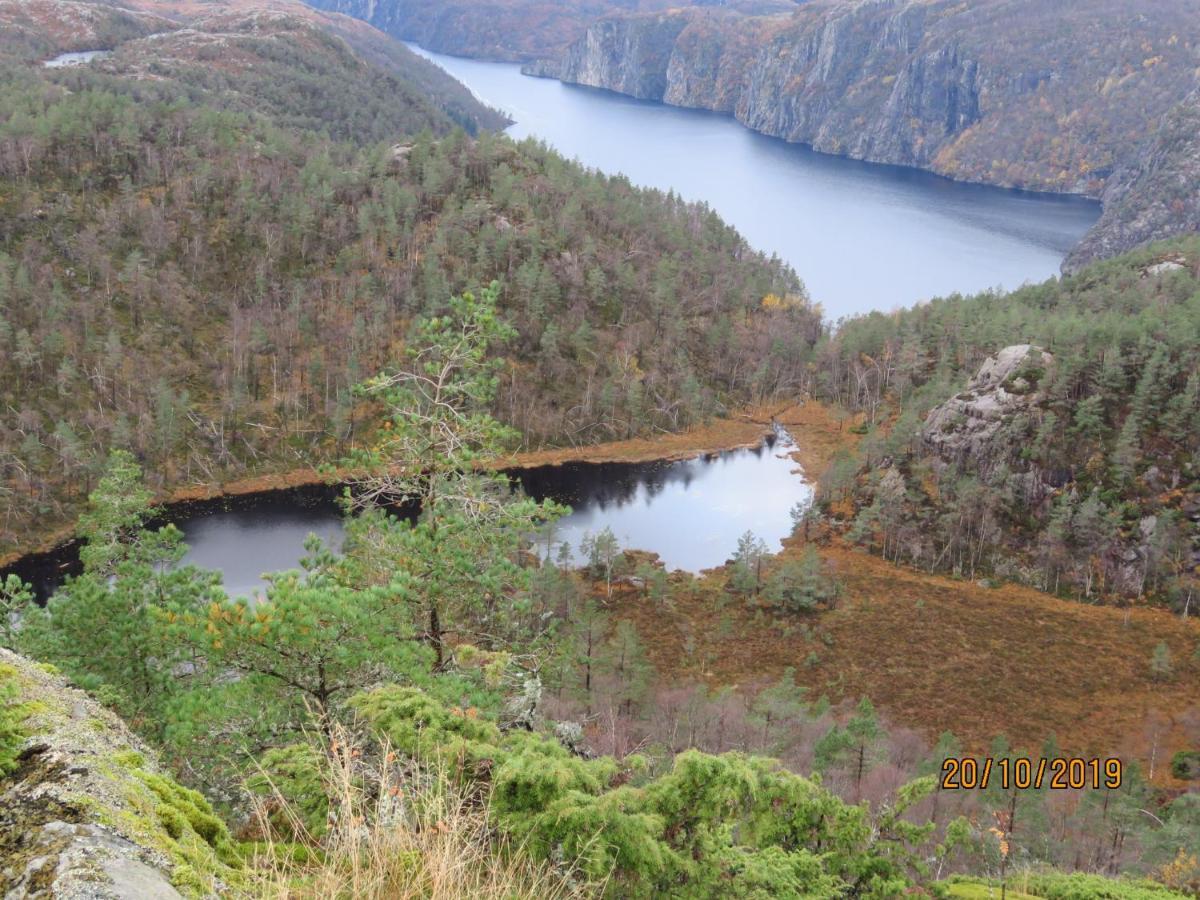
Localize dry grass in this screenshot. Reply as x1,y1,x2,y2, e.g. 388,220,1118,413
247,730,591,900
613,535,1200,784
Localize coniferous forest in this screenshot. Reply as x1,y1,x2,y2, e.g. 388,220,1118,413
0,1,1197,899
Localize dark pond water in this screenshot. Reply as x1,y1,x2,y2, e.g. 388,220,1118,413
6,433,811,601
409,45,1100,319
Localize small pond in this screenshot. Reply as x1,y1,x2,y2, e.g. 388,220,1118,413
5,432,811,601
42,50,111,68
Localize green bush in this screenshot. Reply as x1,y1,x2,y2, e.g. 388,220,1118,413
247,743,332,839
0,667,29,777
1026,870,1191,899
1169,750,1200,781
347,684,926,899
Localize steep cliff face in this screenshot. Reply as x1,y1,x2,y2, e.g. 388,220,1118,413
554,0,1200,198
305,0,689,62
303,0,795,62
559,13,690,100
1065,88,1200,272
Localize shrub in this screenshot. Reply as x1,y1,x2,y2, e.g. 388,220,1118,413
0,668,29,776
1170,750,1200,781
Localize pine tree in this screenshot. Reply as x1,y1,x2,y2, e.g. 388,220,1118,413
18,451,219,735
0,575,33,650
748,667,808,751
730,530,769,597
814,697,886,799
1150,641,1173,681
345,284,564,668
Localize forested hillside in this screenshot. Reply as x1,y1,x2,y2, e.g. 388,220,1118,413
813,238,1200,610
0,0,509,139
0,6,814,556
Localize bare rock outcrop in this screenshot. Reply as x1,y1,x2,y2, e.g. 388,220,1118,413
922,344,1053,470
0,649,236,899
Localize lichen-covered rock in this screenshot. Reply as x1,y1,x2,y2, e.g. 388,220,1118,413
0,649,238,899
922,344,1054,469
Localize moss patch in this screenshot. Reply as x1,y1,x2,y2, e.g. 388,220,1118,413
1,666,31,776
117,766,242,896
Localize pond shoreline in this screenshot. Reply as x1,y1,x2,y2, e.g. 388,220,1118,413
1,403,849,573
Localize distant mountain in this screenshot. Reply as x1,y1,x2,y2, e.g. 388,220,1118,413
545,1,1200,197
322,0,1200,265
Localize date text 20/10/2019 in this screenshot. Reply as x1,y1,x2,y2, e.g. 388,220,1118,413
940,757,1123,791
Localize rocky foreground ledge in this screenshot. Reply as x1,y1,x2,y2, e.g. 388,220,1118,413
0,649,235,899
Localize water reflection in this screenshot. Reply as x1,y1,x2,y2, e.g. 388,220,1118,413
515,431,811,572
6,434,812,598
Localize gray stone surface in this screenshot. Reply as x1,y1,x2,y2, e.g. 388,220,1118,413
922,344,1053,469
0,650,222,899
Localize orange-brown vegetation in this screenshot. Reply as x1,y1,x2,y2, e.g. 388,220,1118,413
611,531,1200,783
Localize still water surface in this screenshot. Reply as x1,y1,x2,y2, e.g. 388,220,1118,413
180,434,809,594
9,435,811,598
410,45,1100,319
42,50,110,68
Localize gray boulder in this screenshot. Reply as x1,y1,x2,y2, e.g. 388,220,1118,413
923,344,1053,469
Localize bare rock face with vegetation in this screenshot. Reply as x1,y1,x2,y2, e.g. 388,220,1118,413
0,649,236,898
923,344,1054,472
548,0,1199,194
1067,87,1200,272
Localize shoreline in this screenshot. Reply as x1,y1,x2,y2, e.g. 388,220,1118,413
421,43,1103,205
1,402,852,570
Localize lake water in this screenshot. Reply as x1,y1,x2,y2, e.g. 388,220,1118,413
512,430,810,573
43,50,110,68
8,434,809,599
409,45,1100,319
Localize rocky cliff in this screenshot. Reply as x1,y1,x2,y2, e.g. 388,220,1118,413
922,343,1054,476
551,0,1200,199
303,0,796,62
0,649,238,898
1065,87,1200,272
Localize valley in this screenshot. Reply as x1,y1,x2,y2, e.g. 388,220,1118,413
0,1,1197,898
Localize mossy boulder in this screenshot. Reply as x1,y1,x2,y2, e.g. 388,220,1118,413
0,648,238,898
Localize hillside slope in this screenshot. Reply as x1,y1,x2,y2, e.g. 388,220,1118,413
1066,88,1200,272
0,1,815,558
0,0,509,139
813,236,1200,609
